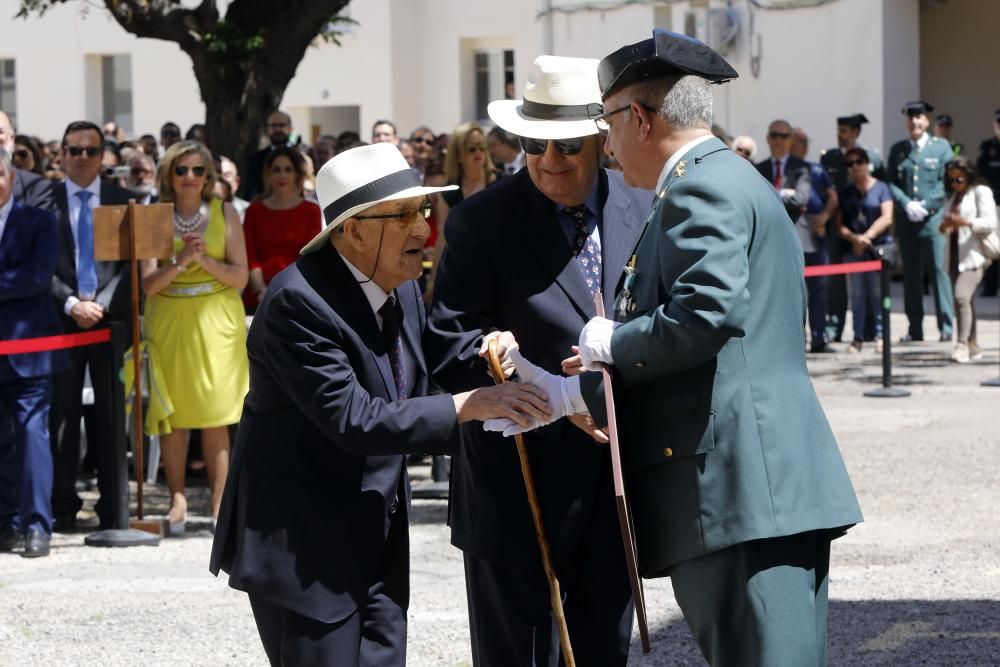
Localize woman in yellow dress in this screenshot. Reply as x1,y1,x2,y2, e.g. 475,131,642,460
140,141,249,535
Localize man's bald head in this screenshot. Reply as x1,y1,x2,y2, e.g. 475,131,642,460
0,111,14,152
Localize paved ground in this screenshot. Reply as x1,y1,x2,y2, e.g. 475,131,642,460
2,290,999,665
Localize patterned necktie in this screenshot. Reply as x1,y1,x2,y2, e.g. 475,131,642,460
566,205,602,298
76,190,98,299
379,298,407,400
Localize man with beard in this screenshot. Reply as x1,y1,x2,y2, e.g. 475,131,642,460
241,110,294,201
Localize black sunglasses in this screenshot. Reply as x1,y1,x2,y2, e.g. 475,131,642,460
519,136,586,156
843,160,866,168
411,136,434,146
174,165,207,177
945,176,967,185
13,149,30,160
354,201,432,225
66,146,101,157
768,132,791,140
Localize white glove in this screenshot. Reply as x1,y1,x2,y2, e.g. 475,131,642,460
483,349,587,437
905,200,928,222
578,316,621,371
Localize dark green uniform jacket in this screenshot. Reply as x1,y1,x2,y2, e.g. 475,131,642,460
581,137,863,577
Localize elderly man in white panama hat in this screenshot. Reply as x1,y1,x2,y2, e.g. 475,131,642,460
210,143,552,666
425,55,651,665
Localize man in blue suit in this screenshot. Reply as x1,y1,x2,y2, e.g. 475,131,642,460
427,56,650,666
0,148,66,558
210,143,549,666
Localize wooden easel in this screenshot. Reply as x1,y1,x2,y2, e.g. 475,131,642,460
94,200,173,534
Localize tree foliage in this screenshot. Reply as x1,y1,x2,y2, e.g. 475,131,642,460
18,0,354,164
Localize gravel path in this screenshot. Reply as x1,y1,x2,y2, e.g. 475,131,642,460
2,292,998,666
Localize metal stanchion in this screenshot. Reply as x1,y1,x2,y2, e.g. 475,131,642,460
865,249,910,398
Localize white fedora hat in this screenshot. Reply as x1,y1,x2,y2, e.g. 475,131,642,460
301,143,456,254
487,55,604,141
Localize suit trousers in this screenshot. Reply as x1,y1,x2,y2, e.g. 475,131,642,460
463,463,634,667
49,325,127,527
0,357,54,534
804,248,829,347
249,509,409,667
669,530,831,667
898,228,954,339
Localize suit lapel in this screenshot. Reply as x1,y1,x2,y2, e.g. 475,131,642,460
307,245,399,402
600,172,639,315
517,172,595,319
54,183,77,274
398,283,427,383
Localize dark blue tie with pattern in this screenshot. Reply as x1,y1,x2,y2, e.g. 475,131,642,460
379,298,407,400
566,204,602,298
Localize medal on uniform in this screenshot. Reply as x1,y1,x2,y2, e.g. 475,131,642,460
617,256,637,317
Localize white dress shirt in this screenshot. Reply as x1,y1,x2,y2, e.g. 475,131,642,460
504,150,526,176
913,132,929,152
0,195,14,243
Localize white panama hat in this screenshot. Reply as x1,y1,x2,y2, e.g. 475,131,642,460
301,143,456,254
487,55,604,141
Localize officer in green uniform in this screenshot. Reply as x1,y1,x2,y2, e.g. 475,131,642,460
888,100,955,341
820,113,884,342
934,114,963,156
487,30,864,667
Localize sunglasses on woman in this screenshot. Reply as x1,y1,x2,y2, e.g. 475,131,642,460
518,136,585,156
465,143,487,154
174,165,207,177
843,160,866,168
354,201,433,226
13,149,30,160
66,146,101,157
945,176,967,185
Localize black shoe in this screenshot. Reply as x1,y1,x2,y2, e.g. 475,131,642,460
52,514,77,533
809,343,834,354
23,529,50,558
899,334,923,343
0,524,24,552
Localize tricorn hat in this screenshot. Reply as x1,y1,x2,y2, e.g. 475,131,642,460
836,113,869,128
488,56,605,140
901,100,934,116
597,29,738,99
301,143,456,255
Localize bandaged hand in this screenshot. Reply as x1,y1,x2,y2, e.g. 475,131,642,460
578,316,621,371
905,200,928,222
482,349,588,437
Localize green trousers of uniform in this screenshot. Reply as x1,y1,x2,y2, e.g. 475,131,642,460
669,531,831,667
897,227,954,340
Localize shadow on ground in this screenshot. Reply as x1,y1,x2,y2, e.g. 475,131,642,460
629,599,1000,666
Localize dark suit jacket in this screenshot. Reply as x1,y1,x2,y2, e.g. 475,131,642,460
12,169,56,213
209,243,458,624
426,168,650,567
50,180,136,326
581,139,863,577
240,146,272,201
756,155,814,249
0,201,67,378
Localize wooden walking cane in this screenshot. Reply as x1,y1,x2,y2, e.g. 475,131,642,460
594,290,651,653
487,340,575,666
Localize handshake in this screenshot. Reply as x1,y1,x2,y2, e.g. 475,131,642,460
476,317,620,441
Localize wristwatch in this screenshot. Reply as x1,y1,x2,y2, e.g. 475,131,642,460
169,256,186,272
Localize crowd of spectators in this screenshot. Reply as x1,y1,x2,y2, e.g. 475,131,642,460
1,99,997,558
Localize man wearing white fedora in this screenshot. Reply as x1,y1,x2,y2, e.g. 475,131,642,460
426,56,651,665
209,143,552,666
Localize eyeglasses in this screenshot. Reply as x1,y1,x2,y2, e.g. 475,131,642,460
735,147,752,157
466,143,487,154
519,136,586,156
768,132,791,140
131,167,152,176
595,101,657,124
411,136,434,146
844,160,866,168
945,176,967,185
174,165,207,177
13,149,30,160
354,201,432,226
66,146,101,157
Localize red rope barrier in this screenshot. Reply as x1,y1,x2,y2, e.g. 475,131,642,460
804,260,882,278
0,328,112,356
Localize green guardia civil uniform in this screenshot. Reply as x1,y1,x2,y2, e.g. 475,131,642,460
580,137,863,665
886,134,955,340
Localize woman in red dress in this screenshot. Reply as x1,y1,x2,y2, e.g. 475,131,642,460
243,146,322,309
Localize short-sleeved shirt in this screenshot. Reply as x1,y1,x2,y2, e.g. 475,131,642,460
838,179,893,245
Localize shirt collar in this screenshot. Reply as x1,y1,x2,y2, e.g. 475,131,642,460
0,196,13,228
66,176,101,201
914,133,929,151
336,249,392,316
655,134,716,194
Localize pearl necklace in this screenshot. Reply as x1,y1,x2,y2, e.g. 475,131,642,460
173,207,204,235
